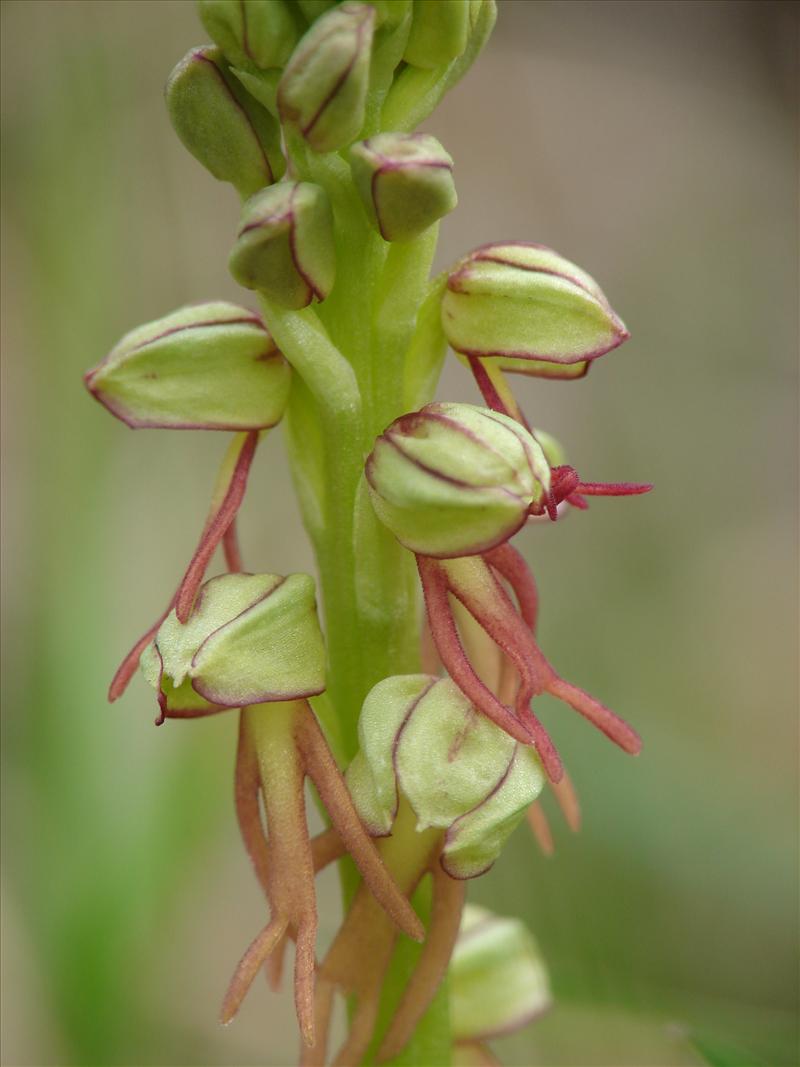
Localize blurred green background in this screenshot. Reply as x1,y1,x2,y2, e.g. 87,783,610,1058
1,1,797,1065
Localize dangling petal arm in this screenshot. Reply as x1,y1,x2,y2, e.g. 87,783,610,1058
377,865,466,1062
417,556,535,747
175,431,259,622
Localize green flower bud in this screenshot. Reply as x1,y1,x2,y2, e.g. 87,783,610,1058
442,243,629,376
350,132,457,242
198,0,300,72
403,0,470,69
140,572,326,713
84,302,290,430
229,181,335,308
451,905,551,1041
165,46,284,199
347,675,544,877
365,402,550,558
277,2,375,153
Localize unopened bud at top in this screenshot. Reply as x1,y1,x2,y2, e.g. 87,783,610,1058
84,302,290,430
403,0,470,69
450,905,552,1042
198,0,300,72
229,182,335,308
277,2,375,153
166,46,284,199
140,572,326,714
366,402,550,558
350,133,457,242
442,243,629,377
347,675,544,877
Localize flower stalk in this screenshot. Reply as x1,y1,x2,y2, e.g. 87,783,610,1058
85,2,651,1063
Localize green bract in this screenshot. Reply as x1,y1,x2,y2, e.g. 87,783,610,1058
350,132,457,242
442,242,629,376
381,0,496,131
296,0,337,22
140,572,326,712
229,181,335,308
197,0,300,72
165,46,284,199
533,427,567,469
277,2,375,153
347,675,544,877
369,0,413,31
404,0,470,69
366,402,550,557
450,905,552,1041
84,302,290,430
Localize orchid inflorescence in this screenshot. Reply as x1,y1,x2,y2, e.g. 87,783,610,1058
85,2,650,1064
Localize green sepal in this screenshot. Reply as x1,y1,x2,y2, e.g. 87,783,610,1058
229,181,336,308
197,0,301,71
85,302,290,431
345,751,392,834
456,350,590,381
277,2,375,153
366,402,549,558
450,904,551,1041
395,678,515,831
443,242,629,370
165,45,284,199
404,0,470,69
346,674,428,832
350,132,457,242
143,572,326,710
443,746,544,878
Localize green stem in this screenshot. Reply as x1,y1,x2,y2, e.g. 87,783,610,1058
367,802,452,1067
267,200,452,1067
257,297,367,758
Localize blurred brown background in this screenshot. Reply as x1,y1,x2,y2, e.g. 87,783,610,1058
1,1,797,1064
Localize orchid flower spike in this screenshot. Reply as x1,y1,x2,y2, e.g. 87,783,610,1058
366,402,644,782
83,1,654,1059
